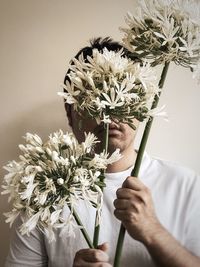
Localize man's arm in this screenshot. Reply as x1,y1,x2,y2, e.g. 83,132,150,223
114,176,200,267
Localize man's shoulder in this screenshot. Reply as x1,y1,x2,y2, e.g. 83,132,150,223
143,152,200,186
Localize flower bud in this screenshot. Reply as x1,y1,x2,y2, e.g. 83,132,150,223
70,155,76,165
57,178,64,185
46,148,52,156
73,176,79,183
35,147,44,154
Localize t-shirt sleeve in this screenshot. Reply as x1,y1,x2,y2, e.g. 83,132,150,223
5,214,48,267
183,174,200,257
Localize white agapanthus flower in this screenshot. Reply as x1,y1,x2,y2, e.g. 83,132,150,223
58,48,160,129
1,130,121,241
58,213,83,240
121,0,200,68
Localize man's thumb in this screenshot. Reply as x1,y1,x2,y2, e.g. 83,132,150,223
97,242,109,252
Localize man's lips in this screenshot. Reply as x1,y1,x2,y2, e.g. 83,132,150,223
108,128,121,136
108,124,121,135
95,122,122,136
109,123,120,130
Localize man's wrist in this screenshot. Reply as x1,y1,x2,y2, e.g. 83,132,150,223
142,222,167,248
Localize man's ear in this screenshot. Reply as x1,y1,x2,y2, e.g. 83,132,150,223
65,103,72,127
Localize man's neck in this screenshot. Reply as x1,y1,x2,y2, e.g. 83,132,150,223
106,147,137,173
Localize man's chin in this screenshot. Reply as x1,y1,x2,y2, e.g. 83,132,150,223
108,140,121,154
94,136,121,154
106,137,122,154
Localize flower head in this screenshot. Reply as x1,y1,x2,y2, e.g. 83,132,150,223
58,48,159,129
2,130,120,241
121,0,200,68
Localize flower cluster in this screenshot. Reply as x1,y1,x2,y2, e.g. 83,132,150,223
2,131,121,241
121,0,200,68
58,48,159,129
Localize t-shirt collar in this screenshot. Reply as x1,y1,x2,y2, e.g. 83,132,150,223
105,151,151,185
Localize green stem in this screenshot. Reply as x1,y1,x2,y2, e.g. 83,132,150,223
71,207,94,249
113,62,170,267
93,123,109,248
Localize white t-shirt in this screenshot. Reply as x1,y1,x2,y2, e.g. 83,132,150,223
5,153,200,267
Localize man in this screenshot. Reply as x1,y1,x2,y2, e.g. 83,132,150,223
5,38,200,267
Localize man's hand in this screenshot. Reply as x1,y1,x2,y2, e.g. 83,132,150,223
114,176,162,245
114,176,200,267
73,242,112,267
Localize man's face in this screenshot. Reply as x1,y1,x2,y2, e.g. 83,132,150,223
68,106,139,155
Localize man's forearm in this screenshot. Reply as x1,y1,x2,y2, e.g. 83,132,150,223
144,225,200,267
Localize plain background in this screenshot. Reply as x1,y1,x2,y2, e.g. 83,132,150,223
0,0,200,265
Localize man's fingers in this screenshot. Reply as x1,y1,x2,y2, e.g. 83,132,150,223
73,244,111,267
122,176,147,190
116,188,134,199
117,177,150,204
114,196,143,218
113,198,141,210
74,261,111,267
75,247,109,263
97,242,109,252
116,187,145,201
114,209,134,222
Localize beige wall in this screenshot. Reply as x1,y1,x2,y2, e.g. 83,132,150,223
0,0,199,265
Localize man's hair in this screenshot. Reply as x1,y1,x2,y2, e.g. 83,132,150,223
64,37,133,85
63,37,139,120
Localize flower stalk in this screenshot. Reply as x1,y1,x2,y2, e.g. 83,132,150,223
71,208,94,248
114,62,170,267
93,123,109,248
